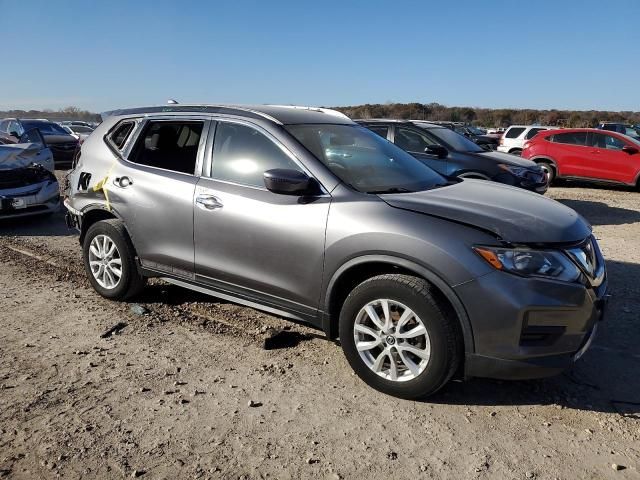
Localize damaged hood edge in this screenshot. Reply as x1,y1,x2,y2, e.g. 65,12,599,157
380,179,592,244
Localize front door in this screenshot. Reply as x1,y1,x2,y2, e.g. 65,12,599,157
587,132,637,183
393,125,448,175
108,118,209,276
193,120,330,319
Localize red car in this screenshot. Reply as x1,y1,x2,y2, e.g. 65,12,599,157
521,128,640,189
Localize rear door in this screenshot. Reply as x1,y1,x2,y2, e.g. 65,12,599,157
587,132,637,182
107,117,209,277
547,131,589,177
193,119,330,320
392,125,448,175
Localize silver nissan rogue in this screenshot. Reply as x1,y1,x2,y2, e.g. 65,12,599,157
65,104,607,399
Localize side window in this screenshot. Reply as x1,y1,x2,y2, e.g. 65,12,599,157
550,132,588,146
211,122,301,188
0,120,8,132
394,126,437,152
8,121,23,136
128,121,203,174
109,121,135,150
366,125,389,139
505,127,526,139
590,133,625,150
525,128,545,140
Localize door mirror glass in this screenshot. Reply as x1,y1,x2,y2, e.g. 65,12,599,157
424,144,448,158
263,169,316,195
622,145,639,155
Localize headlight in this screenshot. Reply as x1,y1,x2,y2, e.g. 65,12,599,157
473,246,581,282
498,164,530,177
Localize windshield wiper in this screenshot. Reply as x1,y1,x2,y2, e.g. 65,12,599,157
367,187,414,194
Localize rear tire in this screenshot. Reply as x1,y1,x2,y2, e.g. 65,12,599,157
82,219,146,300
338,274,461,399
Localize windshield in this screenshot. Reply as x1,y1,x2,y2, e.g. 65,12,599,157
467,126,486,135
21,121,67,135
424,126,484,153
286,124,448,194
70,126,93,133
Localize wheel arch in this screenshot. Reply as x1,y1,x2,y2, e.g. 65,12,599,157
530,156,559,175
322,255,475,355
79,205,127,244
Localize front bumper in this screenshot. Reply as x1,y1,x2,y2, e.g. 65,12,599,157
493,171,548,194
456,269,607,380
0,181,61,219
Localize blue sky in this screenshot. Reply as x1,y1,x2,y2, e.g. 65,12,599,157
0,0,638,112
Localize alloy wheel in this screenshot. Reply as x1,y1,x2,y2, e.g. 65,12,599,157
88,234,122,289
353,299,431,382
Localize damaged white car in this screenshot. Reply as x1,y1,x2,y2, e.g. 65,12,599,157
0,129,60,218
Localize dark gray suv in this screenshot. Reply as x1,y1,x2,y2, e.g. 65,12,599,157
65,104,607,399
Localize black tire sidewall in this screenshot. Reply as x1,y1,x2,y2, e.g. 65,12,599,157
82,221,136,300
339,277,455,399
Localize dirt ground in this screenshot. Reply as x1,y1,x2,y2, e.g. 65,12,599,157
1,178,639,480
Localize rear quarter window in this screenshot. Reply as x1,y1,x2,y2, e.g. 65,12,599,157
505,127,526,139
107,121,136,150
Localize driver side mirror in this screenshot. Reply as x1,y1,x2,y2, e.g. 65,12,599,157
424,145,448,159
263,169,320,196
622,145,639,155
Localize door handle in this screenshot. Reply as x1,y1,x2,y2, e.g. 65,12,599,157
195,194,223,210
113,176,133,188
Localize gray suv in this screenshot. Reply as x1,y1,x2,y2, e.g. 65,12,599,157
65,104,607,399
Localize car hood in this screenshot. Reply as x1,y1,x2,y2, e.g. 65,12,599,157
380,179,591,243
43,134,78,144
475,150,538,168
0,143,55,173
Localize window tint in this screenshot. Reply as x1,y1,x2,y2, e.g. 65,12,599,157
129,121,203,174
601,124,617,132
8,120,24,136
0,120,8,132
366,125,389,139
525,128,546,140
590,133,625,150
211,122,300,188
505,127,526,138
110,121,135,149
550,132,588,146
394,126,437,152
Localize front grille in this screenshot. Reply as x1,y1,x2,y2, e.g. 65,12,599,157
50,142,77,151
0,167,51,189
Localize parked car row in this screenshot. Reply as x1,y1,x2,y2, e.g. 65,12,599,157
0,128,60,218
63,104,607,399
357,120,547,193
0,118,80,168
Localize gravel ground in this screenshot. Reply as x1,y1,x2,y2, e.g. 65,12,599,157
0,178,639,479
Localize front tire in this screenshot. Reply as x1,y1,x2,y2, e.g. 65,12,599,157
82,219,146,300
339,274,461,399
538,161,556,185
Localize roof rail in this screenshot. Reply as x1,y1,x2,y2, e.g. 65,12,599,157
100,104,284,125
265,104,351,120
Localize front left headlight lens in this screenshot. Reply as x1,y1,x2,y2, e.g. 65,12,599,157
498,164,530,177
473,246,581,282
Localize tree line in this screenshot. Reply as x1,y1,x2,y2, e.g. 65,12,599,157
331,102,640,128
3,103,639,128
0,106,101,122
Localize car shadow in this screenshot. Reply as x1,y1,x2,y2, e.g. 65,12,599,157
429,259,640,417
555,198,640,226
0,210,74,237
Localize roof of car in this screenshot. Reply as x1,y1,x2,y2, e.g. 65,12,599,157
355,119,446,128
102,104,353,125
